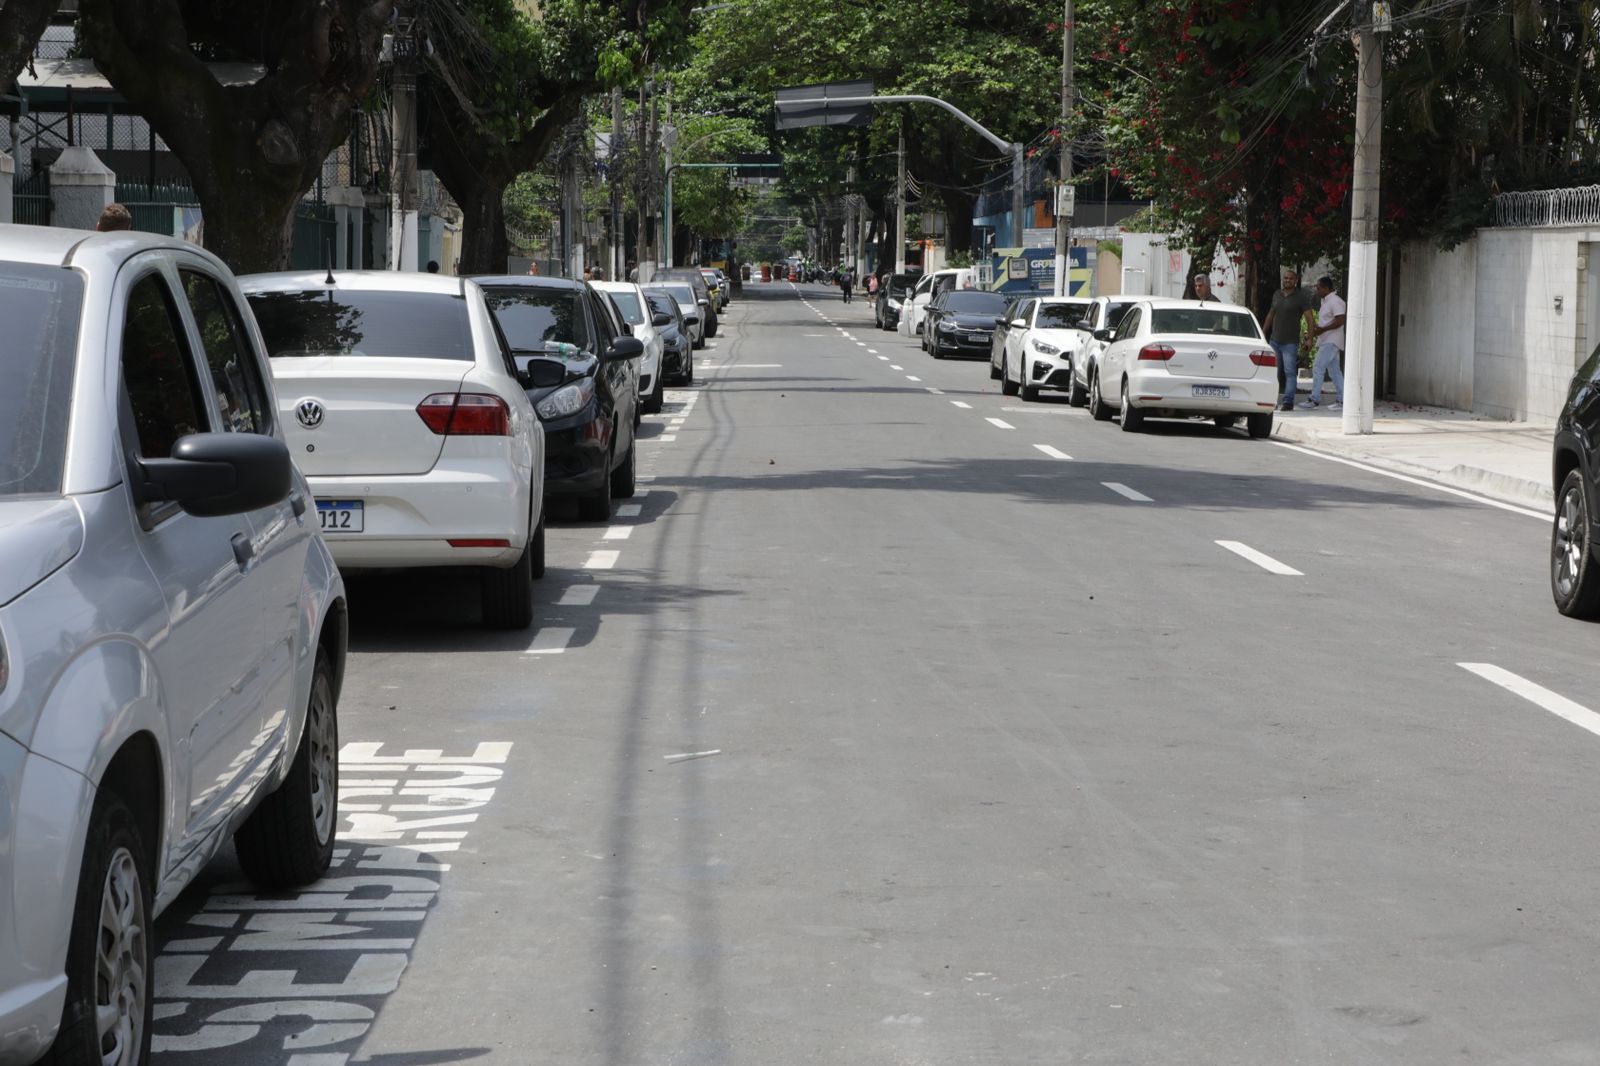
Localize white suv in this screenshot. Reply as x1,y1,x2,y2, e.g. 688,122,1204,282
0,226,346,1065
241,272,547,628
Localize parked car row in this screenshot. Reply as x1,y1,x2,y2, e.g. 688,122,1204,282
0,223,701,1066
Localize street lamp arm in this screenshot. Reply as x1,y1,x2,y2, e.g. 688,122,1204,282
778,94,1016,152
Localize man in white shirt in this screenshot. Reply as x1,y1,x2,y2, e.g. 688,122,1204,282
1299,275,1347,410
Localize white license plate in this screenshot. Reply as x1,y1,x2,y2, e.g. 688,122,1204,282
317,500,364,532
1191,385,1230,399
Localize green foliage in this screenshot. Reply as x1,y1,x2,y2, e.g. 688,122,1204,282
672,113,766,238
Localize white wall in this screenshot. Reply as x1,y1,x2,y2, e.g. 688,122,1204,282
1395,241,1476,410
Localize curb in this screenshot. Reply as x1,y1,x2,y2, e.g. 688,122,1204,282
1271,417,1552,513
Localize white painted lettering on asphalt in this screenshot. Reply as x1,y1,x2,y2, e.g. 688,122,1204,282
1215,540,1302,575
585,550,620,570
525,627,575,654
1102,482,1154,502
986,418,1016,430
1459,663,1600,739
557,585,601,606
1034,444,1072,460
602,525,632,540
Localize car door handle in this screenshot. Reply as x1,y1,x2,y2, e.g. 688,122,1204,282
231,532,256,571
289,491,307,518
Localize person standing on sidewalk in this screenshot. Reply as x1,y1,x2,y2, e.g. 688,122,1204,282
1299,276,1347,411
1261,271,1316,410
1191,272,1214,301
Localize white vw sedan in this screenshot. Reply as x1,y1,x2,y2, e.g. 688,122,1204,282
242,272,547,628
1089,298,1278,438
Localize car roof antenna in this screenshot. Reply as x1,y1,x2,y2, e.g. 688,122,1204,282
323,241,336,287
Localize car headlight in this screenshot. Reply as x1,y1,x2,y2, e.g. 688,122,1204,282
888,298,902,309
1031,339,1060,355
535,377,595,420
937,319,957,332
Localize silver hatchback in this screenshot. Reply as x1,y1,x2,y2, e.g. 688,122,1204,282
0,226,346,1065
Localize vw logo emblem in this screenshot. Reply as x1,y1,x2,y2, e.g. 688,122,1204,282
1207,350,1218,361
296,399,325,429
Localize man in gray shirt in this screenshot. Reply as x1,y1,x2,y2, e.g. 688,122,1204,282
1261,270,1317,410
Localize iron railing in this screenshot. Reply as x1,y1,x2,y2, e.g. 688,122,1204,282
12,172,50,226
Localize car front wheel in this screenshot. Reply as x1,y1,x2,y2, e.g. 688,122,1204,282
579,449,614,521
1000,358,1018,395
1553,469,1600,617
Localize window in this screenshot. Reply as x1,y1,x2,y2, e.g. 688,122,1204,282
0,263,83,498
942,292,1007,313
182,270,270,434
1112,307,1142,343
247,289,473,361
1149,307,1261,339
608,290,645,325
482,286,592,353
123,273,206,459
588,291,619,349
1105,301,1138,331
1036,302,1090,328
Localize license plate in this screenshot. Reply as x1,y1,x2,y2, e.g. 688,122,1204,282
965,332,991,342
1191,385,1230,399
316,500,364,532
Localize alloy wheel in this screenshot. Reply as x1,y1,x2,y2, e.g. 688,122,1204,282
95,848,147,1065
1555,482,1586,599
308,677,337,846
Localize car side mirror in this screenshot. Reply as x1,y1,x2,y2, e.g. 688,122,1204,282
134,432,291,517
1009,318,1026,328
607,336,645,362
651,312,673,327
1093,328,1113,341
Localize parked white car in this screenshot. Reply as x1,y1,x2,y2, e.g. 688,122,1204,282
1068,296,1141,408
594,280,669,413
1088,298,1278,437
996,296,1093,401
898,267,977,337
0,226,346,1066
241,271,546,628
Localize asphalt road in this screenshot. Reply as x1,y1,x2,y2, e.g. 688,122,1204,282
150,280,1600,1065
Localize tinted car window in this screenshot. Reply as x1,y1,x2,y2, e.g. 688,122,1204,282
588,292,619,348
0,263,83,497
943,292,1007,313
888,274,914,297
649,284,698,310
480,287,592,353
182,271,271,434
1150,307,1261,338
123,273,206,459
609,290,645,325
1112,307,1142,342
1037,303,1090,327
1106,300,1138,330
248,290,473,360
644,291,679,326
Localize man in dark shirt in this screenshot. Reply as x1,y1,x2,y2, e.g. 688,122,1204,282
1261,270,1317,410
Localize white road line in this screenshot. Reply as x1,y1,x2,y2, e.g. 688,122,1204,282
657,434,678,442
906,375,922,382
602,525,632,540
1034,444,1072,460
585,550,620,570
877,356,889,361
986,418,1015,430
867,349,878,354
856,342,867,347
1459,663,1600,739
524,627,575,655
712,363,783,368
617,503,642,517
1270,440,1548,520
633,489,651,497
1215,539,1302,575
1102,482,1153,502
925,387,944,395
890,364,904,370
557,585,600,606
951,400,973,409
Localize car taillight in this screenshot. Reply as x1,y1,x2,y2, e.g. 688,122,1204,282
416,393,511,436
1249,350,1277,367
1137,344,1175,361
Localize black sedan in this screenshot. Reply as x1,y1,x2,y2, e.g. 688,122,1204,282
479,276,642,521
1553,345,1600,615
644,289,694,385
922,289,1011,360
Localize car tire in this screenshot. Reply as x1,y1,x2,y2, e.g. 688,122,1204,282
529,513,546,579
683,356,694,386
611,442,636,499
1246,411,1273,439
1119,380,1144,432
45,788,153,1066
1021,380,1041,402
579,451,614,521
644,373,664,414
1068,374,1089,407
706,316,719,338
1214,414,1240,429
1553,469,1600,617
1000,358,1018,396
1090,369,1114,421
235,648,339,886
479,531,536,629
692,333,705,350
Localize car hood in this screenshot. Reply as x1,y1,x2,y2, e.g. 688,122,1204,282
0,497,84,607
944,310,1003,326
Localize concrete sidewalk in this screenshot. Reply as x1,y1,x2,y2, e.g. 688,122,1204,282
1271,398,1554,512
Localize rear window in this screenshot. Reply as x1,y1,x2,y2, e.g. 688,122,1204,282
482,287,592,352
1037,303,1091,327
607,291,645,325
1106,301,1137,328
649,284,697,308
0,264,83,497
247,289,473,360
1150,307,1261,339
944,291,1007,312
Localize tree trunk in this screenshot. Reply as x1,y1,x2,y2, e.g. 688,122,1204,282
1183,231,1221,299
458,175,512,275
942,193,975,263
0,0,58,96
188,162,302,274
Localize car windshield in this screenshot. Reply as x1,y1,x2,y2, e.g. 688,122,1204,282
644,293,678,324
247,289,473,360
480,286,592,353
650,284,698,310
888,275,914,296
0,263,84,497
1150,307,1261,338
944,292,1007,313
1037,303,1091,327
1106,301,1138,328
607,290,645,326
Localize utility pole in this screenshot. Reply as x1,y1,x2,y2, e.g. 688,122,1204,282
388,3,419,271
894,122,907,274
662,91,674,267
844,163,857,272
1053,0,1074,297
1011,145,1026,251
1343,2,1388,434
610,87,624,279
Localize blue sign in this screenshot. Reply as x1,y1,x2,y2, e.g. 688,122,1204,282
986,247,1089,296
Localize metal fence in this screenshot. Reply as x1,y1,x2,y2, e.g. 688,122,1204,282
115,181,200,237
1491,185,1600,228
12,172,50,225
291,201,339,270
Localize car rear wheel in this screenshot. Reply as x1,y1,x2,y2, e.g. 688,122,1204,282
236,648,339,885
46,790,152,1066
1089,369,1114,421
1246,412,1274,439
1119,380,1144,432
611,442,636,499
1553,469,1600,617
1068,374,1089,407
989,356,1001,380
480,531,536,628
579,450,614,521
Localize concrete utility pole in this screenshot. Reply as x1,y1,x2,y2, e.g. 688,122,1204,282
388,3,419,271
1053,0,1074,297
610,87,624,279
1342,3,1388,435
1011,145,1026,250
894,123,907,274
662,92,674,267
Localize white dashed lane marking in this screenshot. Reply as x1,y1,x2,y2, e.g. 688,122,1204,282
890,365,904,370
585,550,620,570
950,401,972,409
1459,664,1600,740
1215,540,1301,575
1034,444,1072,460
617,504,642,517
525,627,575,655
557,585,600,606
1102,482,1153,502
602,526,632,541
985,418,1015,430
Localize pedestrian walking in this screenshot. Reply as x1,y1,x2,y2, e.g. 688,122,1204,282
1261,270,1316,410
1299,276,1347,410
840,268,854,303
868,273,879,297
